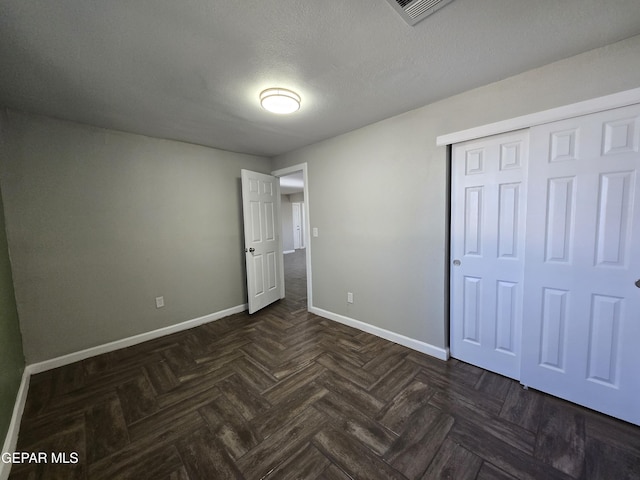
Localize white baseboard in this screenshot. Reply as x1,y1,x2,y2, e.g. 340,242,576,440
309,306,449,361
27,303,248,375
0,369,30,480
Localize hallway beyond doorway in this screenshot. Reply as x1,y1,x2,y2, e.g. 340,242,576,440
282,249,307,314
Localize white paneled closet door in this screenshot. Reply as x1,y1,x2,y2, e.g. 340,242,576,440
450,131,529,380
521,104,640,425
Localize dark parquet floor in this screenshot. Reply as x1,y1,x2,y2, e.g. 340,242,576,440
10,249,640,479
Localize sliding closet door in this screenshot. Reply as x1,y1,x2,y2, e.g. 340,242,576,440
450,131,529,380
521,104,640,425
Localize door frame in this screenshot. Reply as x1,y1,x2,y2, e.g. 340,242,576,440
272,163,313,310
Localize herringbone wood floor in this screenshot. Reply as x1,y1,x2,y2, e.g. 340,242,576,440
10,250,640,479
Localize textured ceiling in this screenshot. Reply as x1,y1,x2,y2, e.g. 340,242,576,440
1,0,640,157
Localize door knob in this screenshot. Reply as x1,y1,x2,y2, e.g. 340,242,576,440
453,259,461,266
245,247,255,253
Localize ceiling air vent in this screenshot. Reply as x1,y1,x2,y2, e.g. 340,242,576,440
384,0,455,26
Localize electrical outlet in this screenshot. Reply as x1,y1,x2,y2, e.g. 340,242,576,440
313,227,319,237
347,292,353,304
155,296,164,308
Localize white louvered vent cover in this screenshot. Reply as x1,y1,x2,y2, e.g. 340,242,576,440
384,0,455,26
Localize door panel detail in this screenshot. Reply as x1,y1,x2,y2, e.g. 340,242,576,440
463,276,481,344
602,117,637,155
550,129,578,162
539,288,568,371
498,183,520,258
595,171,633,267
250,201,262,242
500,142,521,170
544,177,575,263
253,255,264,295
266,252,277,291
465,149,484,175
495,280,517,353
264,202,275,241
464,187,483,256
587,294,622,386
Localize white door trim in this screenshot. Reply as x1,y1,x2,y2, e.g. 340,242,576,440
272,163,313,310
437,87,640,146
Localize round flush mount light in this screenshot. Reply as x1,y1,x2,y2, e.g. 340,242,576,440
260,88,301,114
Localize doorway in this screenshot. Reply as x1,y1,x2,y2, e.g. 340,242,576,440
272,164,312,313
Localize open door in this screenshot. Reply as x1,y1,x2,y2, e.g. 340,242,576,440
241,169,284,314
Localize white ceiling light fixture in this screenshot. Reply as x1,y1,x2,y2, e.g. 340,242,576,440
260,88,301,114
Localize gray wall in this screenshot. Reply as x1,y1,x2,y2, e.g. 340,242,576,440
0,111,270,363
272,34,640,350
281,195,294,252
289,192,304,203
0,178,25,442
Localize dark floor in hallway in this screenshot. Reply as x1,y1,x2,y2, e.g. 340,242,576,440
9,248,640,479
283,248,307,313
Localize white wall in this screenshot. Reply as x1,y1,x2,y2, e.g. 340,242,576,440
272,34,640,352
0,111,271,363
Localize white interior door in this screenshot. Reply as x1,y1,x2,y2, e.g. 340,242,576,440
450,131,529,380
521,104,640,425
292,202,302,249
241,169,284,314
